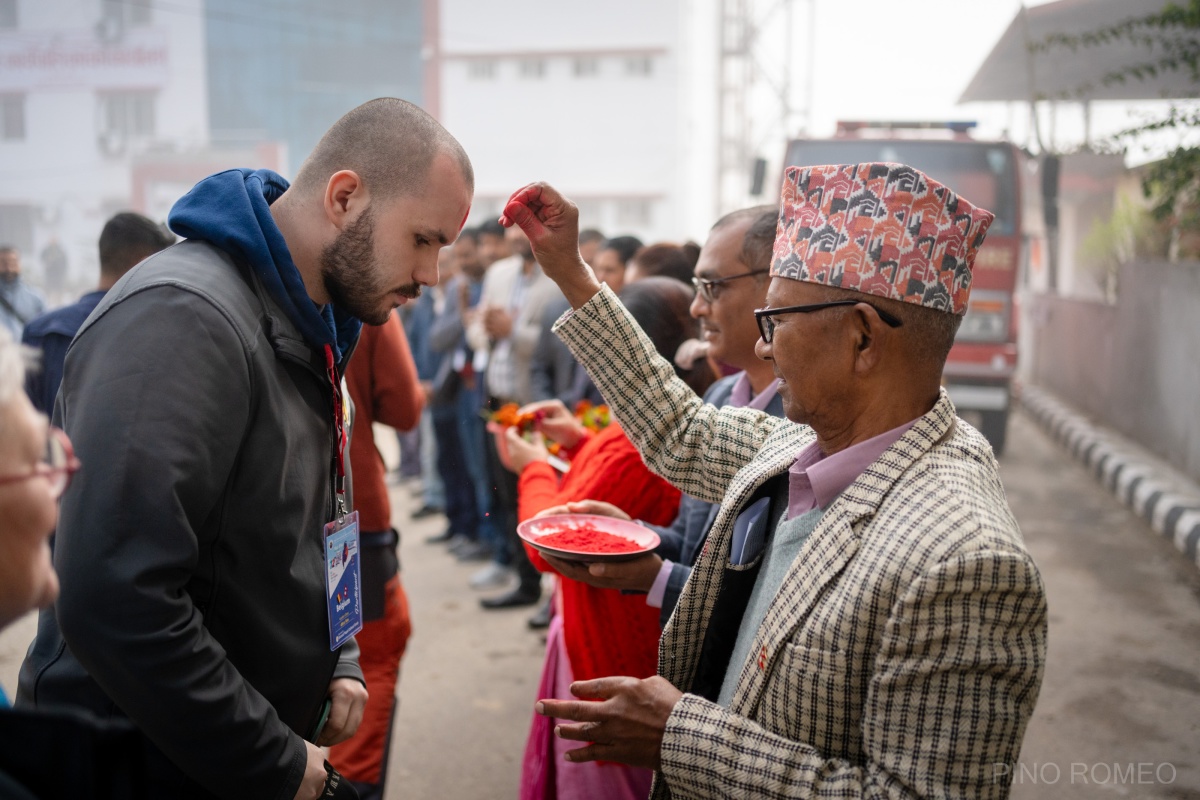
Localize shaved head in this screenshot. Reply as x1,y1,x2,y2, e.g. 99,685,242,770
293,98,474,202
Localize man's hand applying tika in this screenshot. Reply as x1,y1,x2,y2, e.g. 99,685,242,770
499,183,602,309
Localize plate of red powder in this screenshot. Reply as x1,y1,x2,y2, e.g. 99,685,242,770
518,514,660,563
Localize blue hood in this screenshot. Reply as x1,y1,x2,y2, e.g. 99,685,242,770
167,168,361,368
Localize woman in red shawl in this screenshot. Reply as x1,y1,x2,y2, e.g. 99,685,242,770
504,278,715,800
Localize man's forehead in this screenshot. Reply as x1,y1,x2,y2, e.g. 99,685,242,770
696,223,749,277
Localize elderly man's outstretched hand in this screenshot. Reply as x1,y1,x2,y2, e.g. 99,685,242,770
536,675,683,771
500,182,602,308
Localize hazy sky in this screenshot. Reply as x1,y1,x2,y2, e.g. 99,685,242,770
796,0,1187,160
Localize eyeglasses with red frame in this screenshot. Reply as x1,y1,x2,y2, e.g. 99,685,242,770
0,427,81,500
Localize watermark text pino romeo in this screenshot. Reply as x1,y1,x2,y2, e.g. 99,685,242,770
992,762,1177,786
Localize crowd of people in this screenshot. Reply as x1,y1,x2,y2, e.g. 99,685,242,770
0,96,1047,800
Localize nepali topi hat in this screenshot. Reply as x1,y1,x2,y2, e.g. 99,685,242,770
770,162,995,315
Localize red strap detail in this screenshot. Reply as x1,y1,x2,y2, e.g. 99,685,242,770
324,344,347,495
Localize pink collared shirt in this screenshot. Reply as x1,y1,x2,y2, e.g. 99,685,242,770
787,420,917,519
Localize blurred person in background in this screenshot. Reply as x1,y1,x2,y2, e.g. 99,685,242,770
467,224,559,609
477,218,511,267
16,98,473,800
427,228,509,568
504,277,714,800
403,250,450,520
576,228,605,267
0,247,46,342
589,235,641,292
38,238,68,307
532,206,784,628
426,228,490,561
22,212,176,416
328,309,422,800
624,241,699,285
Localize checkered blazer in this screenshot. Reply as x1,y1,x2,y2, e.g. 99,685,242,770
555,286,1047,799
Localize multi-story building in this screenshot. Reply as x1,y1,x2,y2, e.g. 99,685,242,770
0,0,211,298
203,0,424,178
438,0,701,242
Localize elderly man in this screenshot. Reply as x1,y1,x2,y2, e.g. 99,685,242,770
502,163,1047,799
19,98,473,800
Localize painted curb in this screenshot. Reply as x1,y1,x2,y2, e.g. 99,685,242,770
1019,385,1200,570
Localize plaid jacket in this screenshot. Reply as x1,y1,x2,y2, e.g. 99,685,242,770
555,286,1047,799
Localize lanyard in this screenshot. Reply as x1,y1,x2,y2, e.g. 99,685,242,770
324,344,348,520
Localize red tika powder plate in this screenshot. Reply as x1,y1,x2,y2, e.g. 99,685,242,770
535,525,642,554
518,514,661,563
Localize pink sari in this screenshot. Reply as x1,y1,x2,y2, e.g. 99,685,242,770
519,604,654,800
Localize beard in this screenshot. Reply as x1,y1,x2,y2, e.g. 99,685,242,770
320,208,421,325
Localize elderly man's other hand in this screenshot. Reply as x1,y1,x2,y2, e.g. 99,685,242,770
543,551,663,593
518,399,586,449
316,678,368,747
506,427,550,473
536,676,684,771
500,183,600,308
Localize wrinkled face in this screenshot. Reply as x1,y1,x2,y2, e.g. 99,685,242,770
691,220,766,371
754,277,853,425
322,153,472,325
0,251,19,281
0,394,60,629
592,247,626,292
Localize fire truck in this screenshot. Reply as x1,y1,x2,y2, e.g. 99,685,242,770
781,121,1046,455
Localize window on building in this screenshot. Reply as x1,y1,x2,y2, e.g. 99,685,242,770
573,57,599,78
518,59,546,79
102,0,152,27
0,0,17,29
467,60,497,80
97,91,156,154
0,94,25,141
616,199,653,227
625,56,654,77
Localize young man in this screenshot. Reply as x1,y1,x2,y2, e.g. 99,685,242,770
18,98,473,800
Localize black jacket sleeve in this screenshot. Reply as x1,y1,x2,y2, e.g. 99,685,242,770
54,287,308,800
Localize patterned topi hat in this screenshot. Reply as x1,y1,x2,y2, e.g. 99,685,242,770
770,162,995,315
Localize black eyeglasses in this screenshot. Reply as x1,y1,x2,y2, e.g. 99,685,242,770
691,270,768,304
754,301,904,343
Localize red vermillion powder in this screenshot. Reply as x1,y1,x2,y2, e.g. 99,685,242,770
537,525,641,554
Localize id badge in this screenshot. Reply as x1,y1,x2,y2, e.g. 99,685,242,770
324,510,363,650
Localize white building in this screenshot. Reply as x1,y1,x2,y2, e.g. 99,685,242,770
438,0,713,243
0,0,211,300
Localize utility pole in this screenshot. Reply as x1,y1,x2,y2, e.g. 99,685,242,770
714,0,813,218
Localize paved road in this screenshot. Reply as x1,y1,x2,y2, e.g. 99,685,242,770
2,409,1197,798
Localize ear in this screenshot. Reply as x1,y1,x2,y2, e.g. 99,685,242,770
323,170,368,230
849,304,890,375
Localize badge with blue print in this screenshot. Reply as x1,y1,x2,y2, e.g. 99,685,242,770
324,510,363,650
